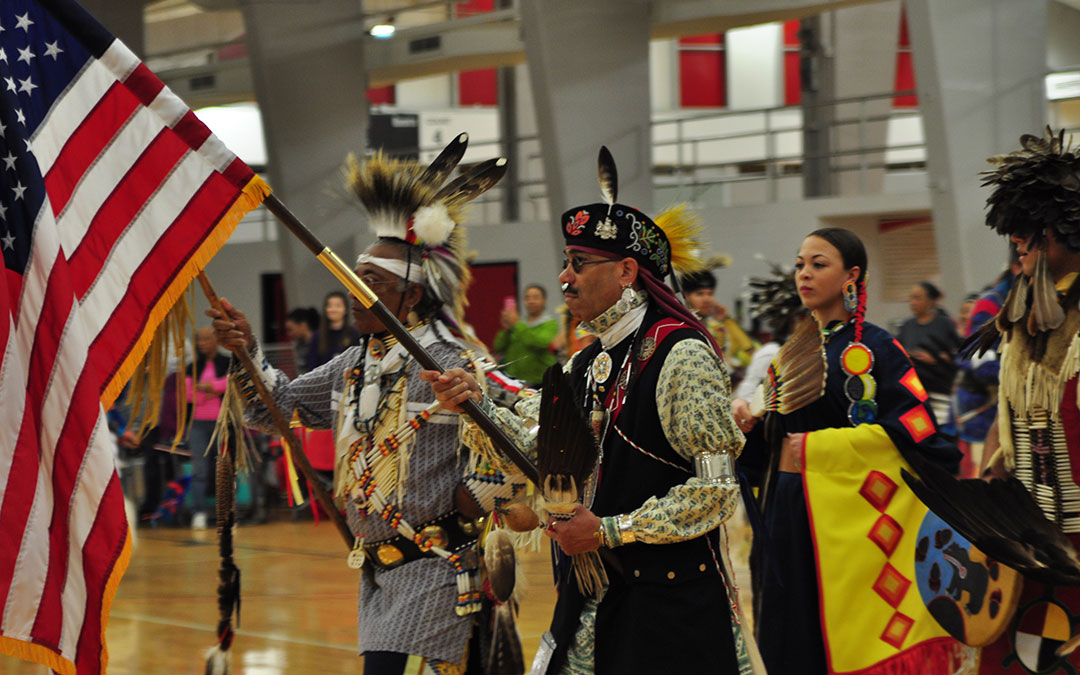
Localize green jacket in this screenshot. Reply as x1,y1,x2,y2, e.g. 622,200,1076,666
493,315,559,386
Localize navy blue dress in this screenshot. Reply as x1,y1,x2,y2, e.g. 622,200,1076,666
740,319,960,674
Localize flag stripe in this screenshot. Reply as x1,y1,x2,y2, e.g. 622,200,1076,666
73,477,126,674
54,104,162,256
31,375,106,649
2,246,73,639
43,82,140,218
68,129,187,298
1,3,269,671
88,175,242,384
59,414,114,658
80,151,213,339
30,59,115,177
122,63,164,109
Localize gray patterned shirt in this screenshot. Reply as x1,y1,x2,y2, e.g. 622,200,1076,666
234,334,476,663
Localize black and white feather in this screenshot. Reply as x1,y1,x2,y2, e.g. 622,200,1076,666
598,146,618,206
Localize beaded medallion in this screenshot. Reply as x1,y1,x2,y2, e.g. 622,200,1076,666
841,342,877,425
591,351,613,383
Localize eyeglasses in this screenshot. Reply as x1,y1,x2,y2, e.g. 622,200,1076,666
561,256,618,274
359,276,404,292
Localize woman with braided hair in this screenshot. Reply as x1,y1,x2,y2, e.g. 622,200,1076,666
738,228,961,674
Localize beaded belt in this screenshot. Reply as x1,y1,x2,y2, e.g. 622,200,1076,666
362,510,481,571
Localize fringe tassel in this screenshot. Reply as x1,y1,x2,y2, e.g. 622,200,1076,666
211,377,258,474
999,331,1080,423
123,288,195,448
101,174,271,409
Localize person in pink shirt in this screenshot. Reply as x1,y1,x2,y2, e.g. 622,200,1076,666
186,326,230,529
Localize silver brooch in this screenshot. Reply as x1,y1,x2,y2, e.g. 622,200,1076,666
638,336,656,361
595,217,617,240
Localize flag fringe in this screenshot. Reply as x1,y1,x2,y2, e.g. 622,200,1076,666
99,526,134,674
101,174,272,409
0,635,76,675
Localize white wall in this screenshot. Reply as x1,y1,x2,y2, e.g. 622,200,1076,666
396,73,454,109
650,39,679,112
726,23,784,110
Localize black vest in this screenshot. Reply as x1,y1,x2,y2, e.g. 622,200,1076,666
547,306,737,674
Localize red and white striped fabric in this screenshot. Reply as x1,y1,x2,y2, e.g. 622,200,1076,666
0,2,269,673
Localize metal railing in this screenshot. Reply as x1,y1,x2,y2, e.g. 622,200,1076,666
404,90,928,224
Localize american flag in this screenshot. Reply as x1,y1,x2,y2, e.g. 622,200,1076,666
0,1,269,673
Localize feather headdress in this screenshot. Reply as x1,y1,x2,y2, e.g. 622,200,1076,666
344,133,508,325
561,146,704,279
983,126,1080,253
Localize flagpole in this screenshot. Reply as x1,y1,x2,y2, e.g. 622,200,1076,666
262,194,540,484
196,272,355,549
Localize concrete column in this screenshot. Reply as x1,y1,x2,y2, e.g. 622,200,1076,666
800,15,835,198
830,0,901,196
241,0,370,309
521,0,653,226
906,0,1047,301
82,0,145,57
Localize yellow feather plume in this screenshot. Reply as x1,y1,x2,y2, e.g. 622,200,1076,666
654,203,705,277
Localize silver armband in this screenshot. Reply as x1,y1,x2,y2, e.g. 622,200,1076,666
694,452,738,487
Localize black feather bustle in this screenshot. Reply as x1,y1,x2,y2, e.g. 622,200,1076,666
902,458,1080,586
536,365,597,485
597,146,618,205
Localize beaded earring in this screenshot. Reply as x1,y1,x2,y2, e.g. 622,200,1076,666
843,280,858,313
842,278,875,425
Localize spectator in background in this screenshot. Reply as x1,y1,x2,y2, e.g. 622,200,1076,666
897,281,960,433
307,291,361,371
952,249,1021,476
681,268,757,372
186,326,230,529
285,306,319,374
492,283,559,387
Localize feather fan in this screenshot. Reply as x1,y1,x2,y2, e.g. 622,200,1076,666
901,458,1080,587
750,314,826,417
536,364,606,596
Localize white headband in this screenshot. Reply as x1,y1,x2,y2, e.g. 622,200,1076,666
355,254,425,283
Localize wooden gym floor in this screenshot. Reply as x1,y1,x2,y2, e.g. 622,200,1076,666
2,518,751,674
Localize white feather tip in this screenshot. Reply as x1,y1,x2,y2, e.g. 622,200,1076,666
412,204,456,246
204,645,232,675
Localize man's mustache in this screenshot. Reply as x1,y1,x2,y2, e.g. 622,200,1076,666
561,282,578,295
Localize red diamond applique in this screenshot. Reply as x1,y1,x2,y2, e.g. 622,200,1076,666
859,471,898,511
899,367,929,402
868,513,903,557
899,405,935,443
873,563,911,608
880,611,915,649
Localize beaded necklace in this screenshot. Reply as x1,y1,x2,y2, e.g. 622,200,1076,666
339,321,485,614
